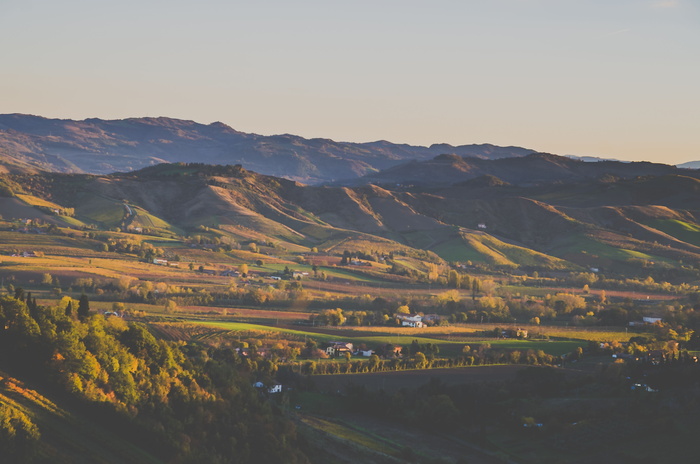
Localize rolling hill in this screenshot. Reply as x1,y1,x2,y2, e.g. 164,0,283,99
352,152,698,187
0,154,698,277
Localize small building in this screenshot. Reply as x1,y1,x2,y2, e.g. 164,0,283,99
398,314,424,328
253,382,282,394
268,384,283,394
153,258,169,266
325,342,354,357
643,316,663,324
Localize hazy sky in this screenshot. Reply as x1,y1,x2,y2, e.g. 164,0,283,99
2,0,699,163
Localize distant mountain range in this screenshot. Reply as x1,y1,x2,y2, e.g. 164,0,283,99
0,114,533,184
678,161,700,169
347,152,699,187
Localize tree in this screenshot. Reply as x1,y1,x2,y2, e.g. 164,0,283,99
302,361,316,376
65,301,74,318
77,294,90,321
414,352,428,369
239,263,249,277
319,308,345,326
368,354,381,372
552,293,586,314
471,279,481,301
164,299,178,314
447,270,461,289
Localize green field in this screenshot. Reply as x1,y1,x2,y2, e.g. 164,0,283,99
645,219,700,247
192,320,585,356
130,206,184,235
552,233,676,265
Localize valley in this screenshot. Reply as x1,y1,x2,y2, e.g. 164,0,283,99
0,148,699,463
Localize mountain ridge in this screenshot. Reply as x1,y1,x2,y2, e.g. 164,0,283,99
349,152,698,187
0,113,534,183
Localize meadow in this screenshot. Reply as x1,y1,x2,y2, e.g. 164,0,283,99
190,318,587,357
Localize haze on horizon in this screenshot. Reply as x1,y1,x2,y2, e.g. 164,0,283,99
2,0,698,165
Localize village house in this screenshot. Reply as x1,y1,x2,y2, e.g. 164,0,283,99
397,314,424,328
501,328,529,339
12,251,41,257
325,341,353,357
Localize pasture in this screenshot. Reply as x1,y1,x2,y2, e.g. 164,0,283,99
311,365,525,392
189,319,587,356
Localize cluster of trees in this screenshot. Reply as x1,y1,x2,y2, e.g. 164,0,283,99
524,271,699,295
90,236,164,260
339,249,380,264
0,401,40,461
0,293,310,463
291,344,558,376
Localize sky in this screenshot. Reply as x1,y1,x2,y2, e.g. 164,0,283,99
2,0,699,164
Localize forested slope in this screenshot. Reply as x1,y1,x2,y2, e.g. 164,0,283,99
0,293,310,463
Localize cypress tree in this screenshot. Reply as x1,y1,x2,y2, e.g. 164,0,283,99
65,301,73,318
77,294,90,321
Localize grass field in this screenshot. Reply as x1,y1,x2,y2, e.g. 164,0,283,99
552,233,678,268
299,415,400,456
645,218,700,247
15,193,64,209
300,323,639,344
191,319,586,356
130,206,184,236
